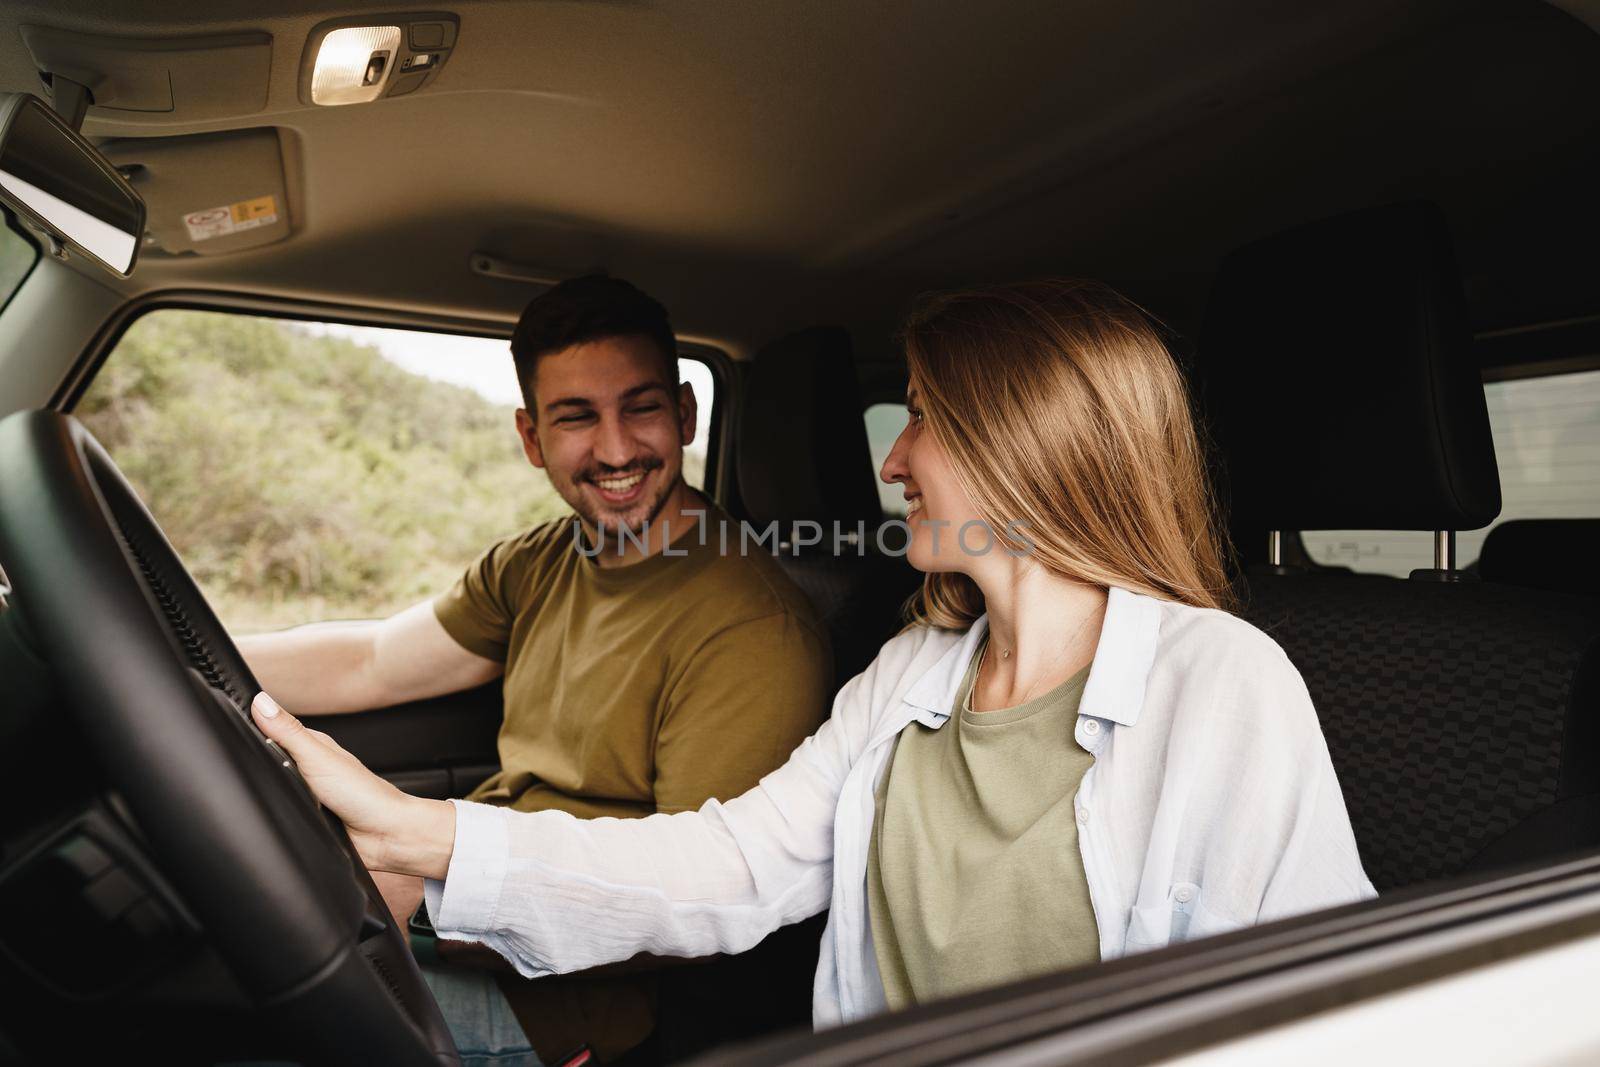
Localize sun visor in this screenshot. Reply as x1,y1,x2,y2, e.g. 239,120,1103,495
101,129,289,256
21,26,272,125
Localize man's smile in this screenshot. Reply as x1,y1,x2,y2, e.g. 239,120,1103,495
588,468,651,506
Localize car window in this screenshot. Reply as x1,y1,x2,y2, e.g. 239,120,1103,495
74,308,717,632
865,401,908,516
0,211,40,314
1301,364,1600,576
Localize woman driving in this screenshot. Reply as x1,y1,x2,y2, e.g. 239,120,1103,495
252,277,1376,1027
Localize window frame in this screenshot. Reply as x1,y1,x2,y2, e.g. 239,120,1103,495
725,851,1600,1065
55,289,734,498
1477,314,1600,383
0,206,43,320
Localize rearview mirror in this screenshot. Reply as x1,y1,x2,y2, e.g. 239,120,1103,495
0,94,145,277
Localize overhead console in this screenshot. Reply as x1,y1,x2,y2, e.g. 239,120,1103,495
299,13,460,105
17,12,462,128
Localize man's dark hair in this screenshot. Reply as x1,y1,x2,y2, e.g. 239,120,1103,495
510,275,678,406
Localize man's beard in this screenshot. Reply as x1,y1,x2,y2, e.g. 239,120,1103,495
564,456,679,543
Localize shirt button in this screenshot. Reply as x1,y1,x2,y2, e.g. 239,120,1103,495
1083,719,1101,736
1174,885,1195,904
1076,806,1090,826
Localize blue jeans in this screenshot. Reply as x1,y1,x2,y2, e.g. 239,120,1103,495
418,962,543,1067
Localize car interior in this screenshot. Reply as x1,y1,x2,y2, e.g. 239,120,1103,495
1,0,1599,1064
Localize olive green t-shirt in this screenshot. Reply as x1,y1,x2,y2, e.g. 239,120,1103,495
867,635,1098,1010
432,502,832,1059
435,503,832,819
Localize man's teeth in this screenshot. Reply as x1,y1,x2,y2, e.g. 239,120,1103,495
596,473,645,492
906,497,923,514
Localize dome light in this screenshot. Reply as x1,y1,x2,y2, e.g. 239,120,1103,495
311,26,402,106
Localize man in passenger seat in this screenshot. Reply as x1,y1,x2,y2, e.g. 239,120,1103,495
239,276,833,1066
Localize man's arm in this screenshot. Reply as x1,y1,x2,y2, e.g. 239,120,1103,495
237,600,503,716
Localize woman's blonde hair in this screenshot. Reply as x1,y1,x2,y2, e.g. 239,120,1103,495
900,278,1239,629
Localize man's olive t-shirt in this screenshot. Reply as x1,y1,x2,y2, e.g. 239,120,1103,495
436,505,832,819
432,503,832,1059
867,635,1099,1010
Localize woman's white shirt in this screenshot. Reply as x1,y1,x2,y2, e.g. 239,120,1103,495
424,584,1377,1028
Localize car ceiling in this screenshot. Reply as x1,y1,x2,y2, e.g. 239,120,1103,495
0,0,1596,363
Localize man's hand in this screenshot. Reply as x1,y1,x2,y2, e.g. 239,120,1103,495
251,692,457,879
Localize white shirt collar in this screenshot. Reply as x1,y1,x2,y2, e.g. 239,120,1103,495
899,584,1162,729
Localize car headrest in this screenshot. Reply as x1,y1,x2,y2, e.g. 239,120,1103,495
1478,519,1600,597
1199,201,1501,533
735,326,883,531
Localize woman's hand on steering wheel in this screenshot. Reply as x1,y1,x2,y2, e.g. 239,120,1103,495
252,693,457,881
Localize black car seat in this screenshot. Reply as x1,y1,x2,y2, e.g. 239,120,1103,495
733,325,922,689
1197,202,1600,891
1477,518,1600,598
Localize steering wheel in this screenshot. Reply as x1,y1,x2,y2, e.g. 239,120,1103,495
0,411,460,1065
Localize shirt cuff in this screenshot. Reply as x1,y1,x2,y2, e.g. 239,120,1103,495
422,877,444,927
426,798,510,939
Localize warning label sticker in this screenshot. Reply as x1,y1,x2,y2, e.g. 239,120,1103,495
184,195,279,242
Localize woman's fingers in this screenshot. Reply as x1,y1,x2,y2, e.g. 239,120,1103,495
249,690,455,878
252,692,335,768
251,690,385,848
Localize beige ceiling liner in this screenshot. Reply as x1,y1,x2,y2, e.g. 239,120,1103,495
0,1,1592,354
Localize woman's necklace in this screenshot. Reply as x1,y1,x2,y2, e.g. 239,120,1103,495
977,598,1104,709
